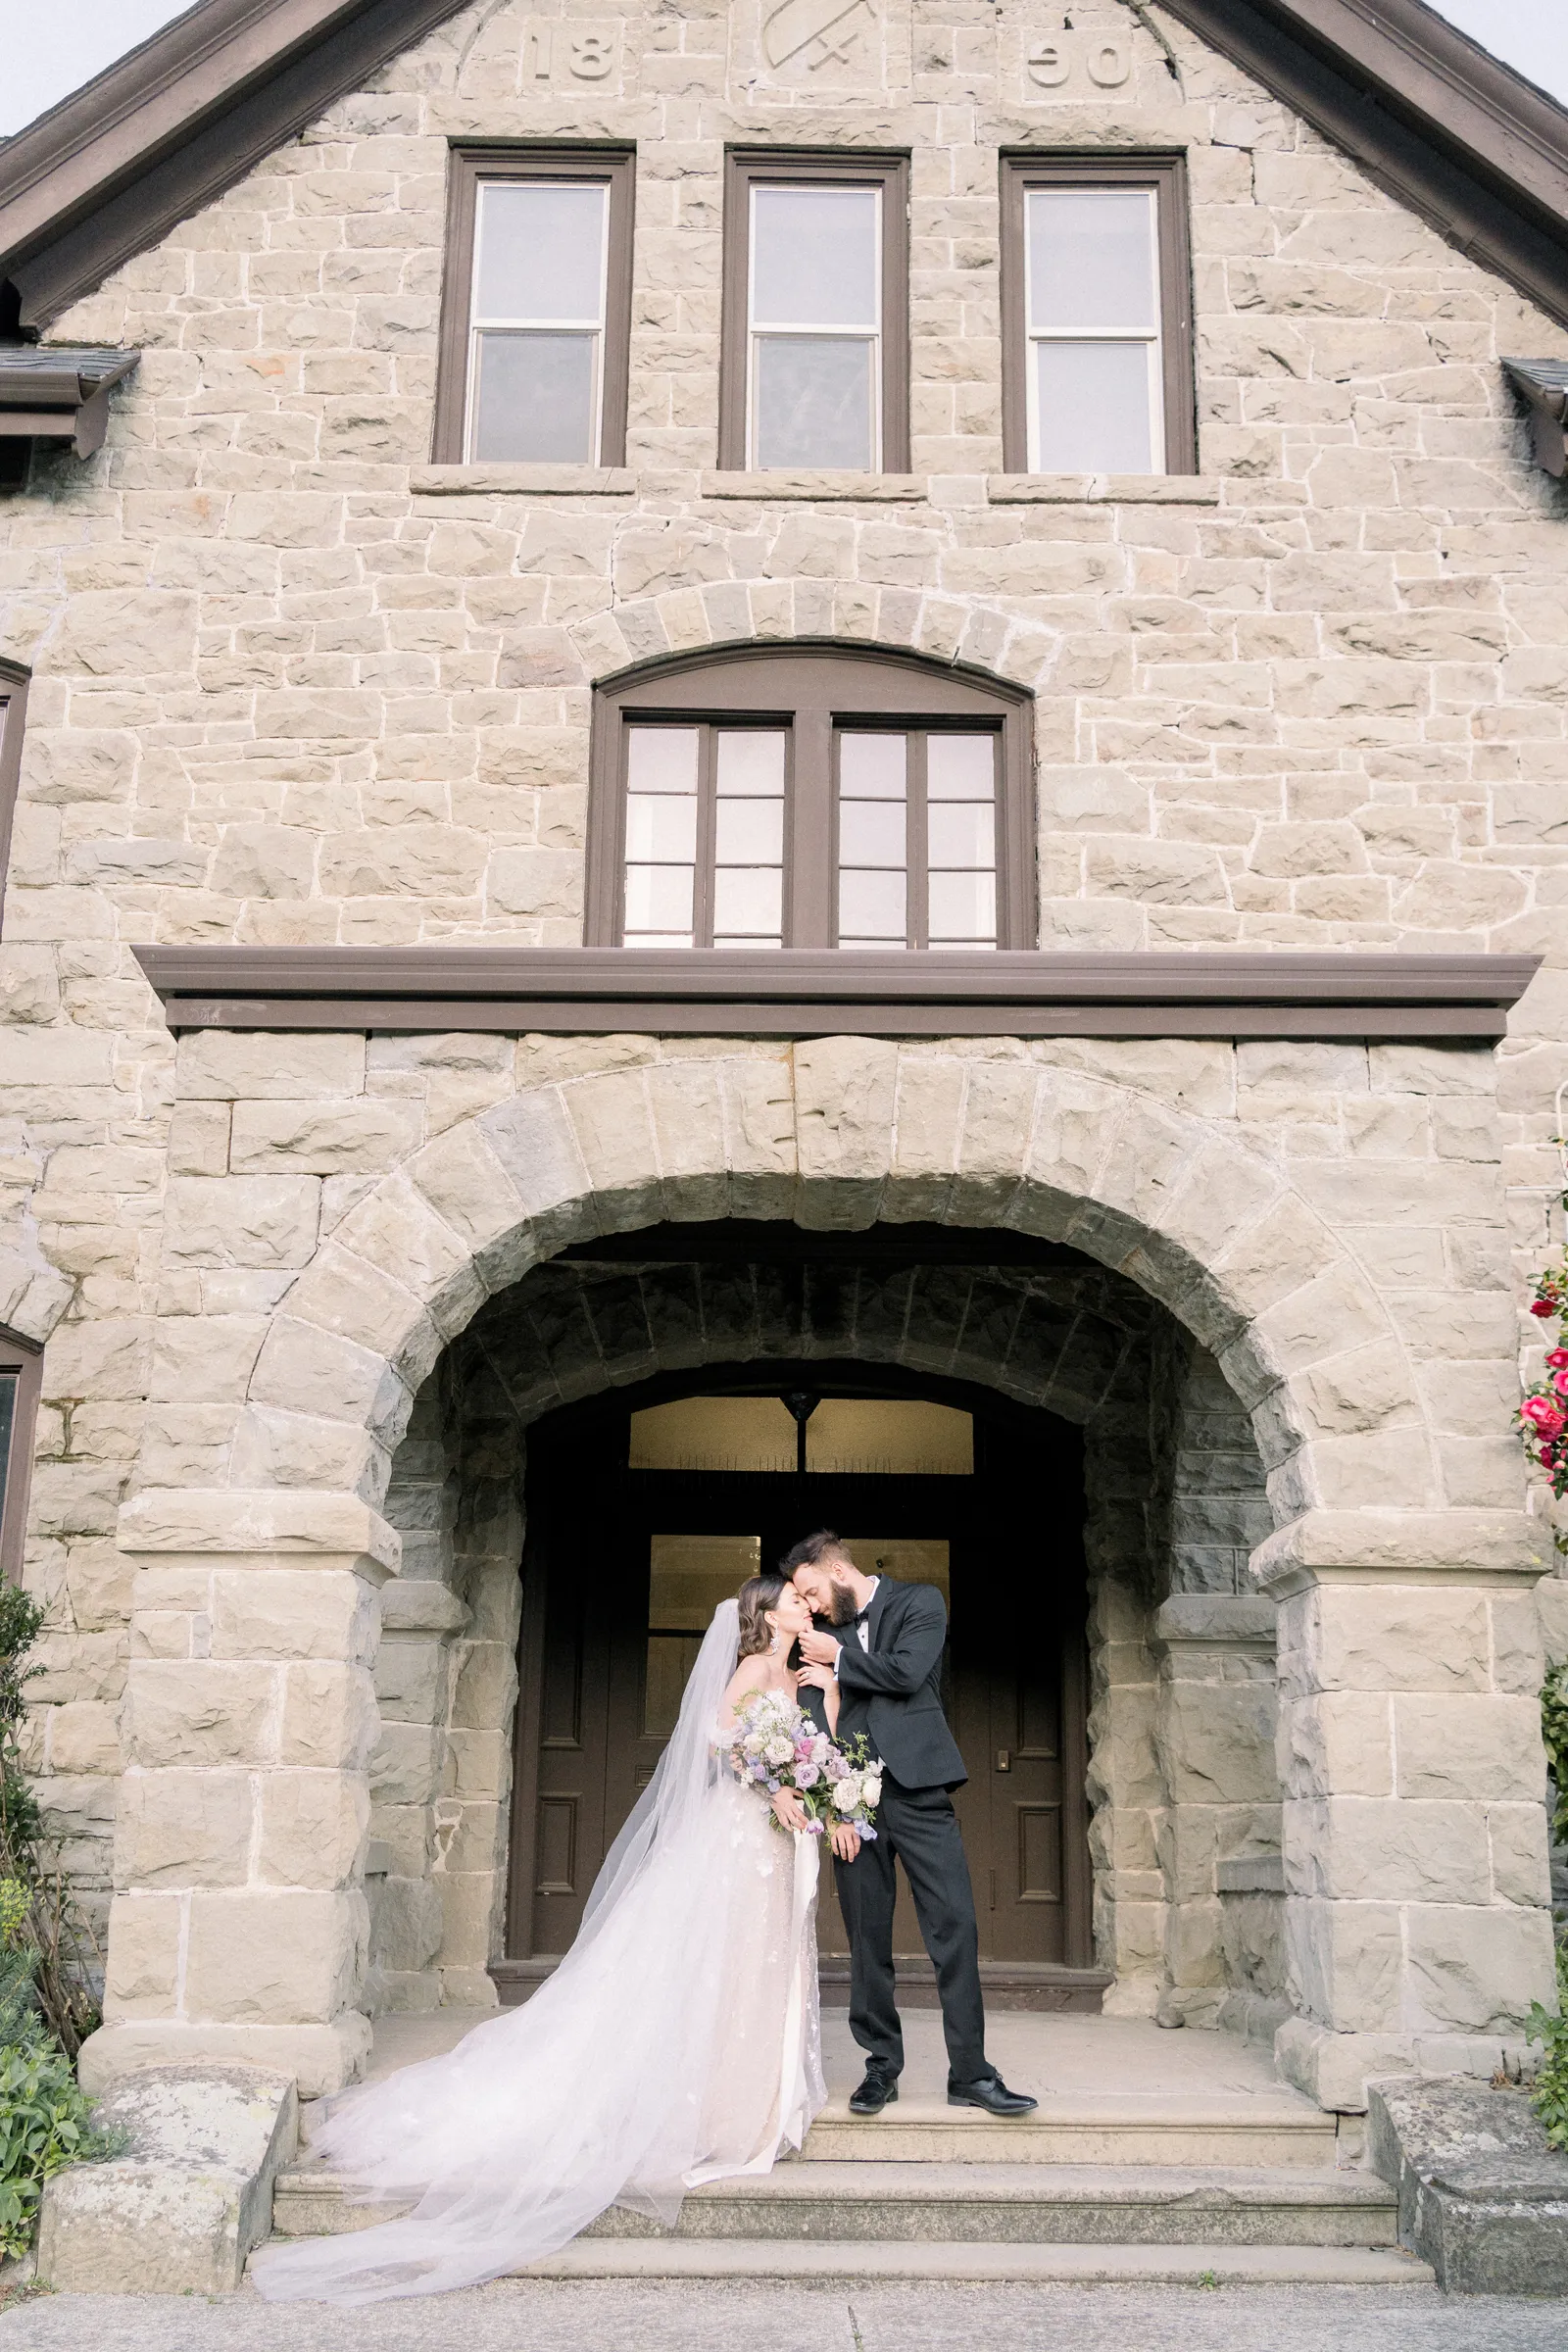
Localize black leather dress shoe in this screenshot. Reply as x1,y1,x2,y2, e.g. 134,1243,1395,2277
849,2071,899,2116
948,2073,1038,2117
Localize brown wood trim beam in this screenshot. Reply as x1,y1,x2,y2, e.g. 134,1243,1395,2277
132,947,1540,1042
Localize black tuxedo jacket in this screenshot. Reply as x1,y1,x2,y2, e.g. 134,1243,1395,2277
805,1577,966,1792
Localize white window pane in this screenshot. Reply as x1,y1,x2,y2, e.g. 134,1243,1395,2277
839,800,906,866
928,802,995,868
626,729,700,793
712,867,783,935
630,933,696,950
839,868,906,941
714,935,782,950
928,869,997,942
715,799,784,862
625,865,694,932
476,182,606,321
839,734,906,799
716,732,786,795
926,735,995,799
755,338,874,470
1027,190,1155,333
472,333,596,462
753,188,878,327
625,795,698,861
1035,343,1154,472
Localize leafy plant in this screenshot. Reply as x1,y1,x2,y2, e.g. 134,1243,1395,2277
1527,1934,1568,2152
0,1588,99,2058
1544,1657,1568,1847
0,2040,99,2261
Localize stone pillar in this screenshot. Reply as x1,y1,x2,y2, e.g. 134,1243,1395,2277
79,1490,396,2099
1262,1510,1556,2113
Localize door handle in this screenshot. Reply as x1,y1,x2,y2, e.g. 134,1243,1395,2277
996,1749,1011,1773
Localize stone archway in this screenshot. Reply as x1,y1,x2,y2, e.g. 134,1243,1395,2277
362,1231,1281,2030
102,1034,1549,2112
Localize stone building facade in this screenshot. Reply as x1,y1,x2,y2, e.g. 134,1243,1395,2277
0,0,1564,2125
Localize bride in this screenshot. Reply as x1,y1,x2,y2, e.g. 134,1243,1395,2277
251,1569,855,2305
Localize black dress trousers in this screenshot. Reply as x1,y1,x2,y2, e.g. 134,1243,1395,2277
832,1769,986,2086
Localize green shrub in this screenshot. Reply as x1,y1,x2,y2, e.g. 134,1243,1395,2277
1528,1936,1568,2153
0,2041,100,2262
0,1589,99,2058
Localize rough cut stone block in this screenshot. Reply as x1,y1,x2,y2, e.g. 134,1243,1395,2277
1368,2075,1568,2294
36,2065,297,2295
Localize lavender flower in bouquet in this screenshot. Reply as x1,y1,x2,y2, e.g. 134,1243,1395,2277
723,1689,880,1838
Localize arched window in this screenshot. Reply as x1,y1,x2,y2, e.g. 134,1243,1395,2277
584,644,1034,951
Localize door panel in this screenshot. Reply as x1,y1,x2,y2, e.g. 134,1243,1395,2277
509,1409,1090,1973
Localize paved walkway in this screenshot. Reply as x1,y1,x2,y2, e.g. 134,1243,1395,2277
0,2280,1561,2351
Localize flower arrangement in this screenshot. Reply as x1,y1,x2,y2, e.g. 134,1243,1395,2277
1521,1169,1568,1525
722,1689,880,1838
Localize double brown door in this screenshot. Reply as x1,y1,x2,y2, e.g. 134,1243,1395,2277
507,1411,1091,1975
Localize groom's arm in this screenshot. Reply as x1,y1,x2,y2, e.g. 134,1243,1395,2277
834,1587,947,1698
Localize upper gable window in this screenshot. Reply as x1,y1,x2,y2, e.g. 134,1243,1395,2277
586,647,1033,950
1001,155,1195,475
432,147,635,466
720,153,910,473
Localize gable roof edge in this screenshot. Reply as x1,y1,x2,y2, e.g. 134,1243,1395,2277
0,0,469,332
1158,0,1568,330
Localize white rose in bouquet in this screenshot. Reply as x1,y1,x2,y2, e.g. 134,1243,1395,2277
862,1774,882,1809
832,1778,860,1813
763,1736,794,1766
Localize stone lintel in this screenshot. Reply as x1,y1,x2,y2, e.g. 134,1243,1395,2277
1252,1510,1544,1596
118,1490,399,1582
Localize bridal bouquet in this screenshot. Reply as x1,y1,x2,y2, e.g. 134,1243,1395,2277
723,1689,880,1838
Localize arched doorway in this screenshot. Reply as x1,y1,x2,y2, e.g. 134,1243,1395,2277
497,1349,1097,2009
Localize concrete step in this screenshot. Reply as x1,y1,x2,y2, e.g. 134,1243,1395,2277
800,2094,1340,2169
272,2161,1396,2250
507,2240,1434,2286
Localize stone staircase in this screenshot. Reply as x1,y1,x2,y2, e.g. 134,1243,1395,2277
268,2090,1432,2285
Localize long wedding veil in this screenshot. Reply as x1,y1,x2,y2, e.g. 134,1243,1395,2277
251,1598,746,2305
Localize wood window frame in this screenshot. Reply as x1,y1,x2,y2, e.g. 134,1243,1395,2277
585,643,1034,949
719,150,910,474
0,660,28,935
999,151,1196,476
0,1325,41,1586
431,144,636,466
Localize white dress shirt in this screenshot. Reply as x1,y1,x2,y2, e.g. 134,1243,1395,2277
832,1577,879,1677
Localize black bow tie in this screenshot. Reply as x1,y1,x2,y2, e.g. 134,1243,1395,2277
851,1607,872,1627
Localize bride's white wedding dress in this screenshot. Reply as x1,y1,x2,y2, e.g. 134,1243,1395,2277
250,1599,823,2305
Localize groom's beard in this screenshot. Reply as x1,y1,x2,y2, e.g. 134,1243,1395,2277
826,1579,859,1627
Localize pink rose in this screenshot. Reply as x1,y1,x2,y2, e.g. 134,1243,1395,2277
1523,1396,1565,1437
1547,1349,1568,1370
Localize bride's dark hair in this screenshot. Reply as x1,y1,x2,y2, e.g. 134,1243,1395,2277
736,1570,789,1660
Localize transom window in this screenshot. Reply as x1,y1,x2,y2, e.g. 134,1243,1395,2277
587,647,1032,950
432,147,634,466
721,152,909,474
1001,155,1195,476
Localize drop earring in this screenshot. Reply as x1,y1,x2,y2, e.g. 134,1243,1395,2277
769,1627,784,1656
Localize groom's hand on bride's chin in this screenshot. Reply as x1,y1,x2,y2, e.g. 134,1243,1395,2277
798,1627,839,1667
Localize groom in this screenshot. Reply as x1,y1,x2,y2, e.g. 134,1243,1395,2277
784,1530,1037,2120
